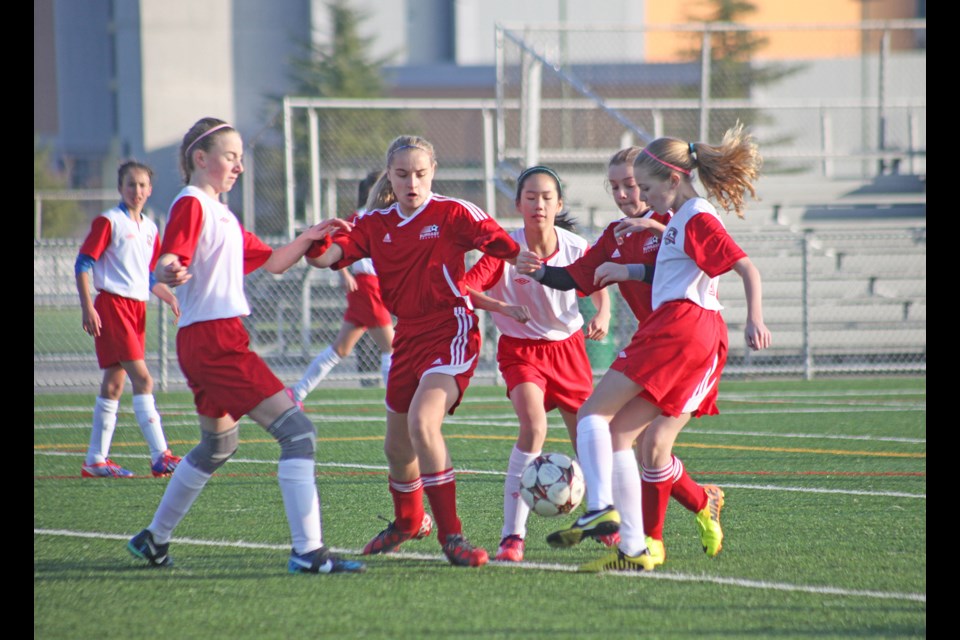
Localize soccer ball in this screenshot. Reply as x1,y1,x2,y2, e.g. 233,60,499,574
519,452,585,518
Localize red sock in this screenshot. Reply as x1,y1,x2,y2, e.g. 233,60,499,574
422,468,461,542
389,476,424,532
641,477,672,541
669,456,709,513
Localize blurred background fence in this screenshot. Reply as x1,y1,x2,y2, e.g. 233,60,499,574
34,20,925,390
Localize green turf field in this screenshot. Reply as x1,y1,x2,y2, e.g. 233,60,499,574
34,377,926,639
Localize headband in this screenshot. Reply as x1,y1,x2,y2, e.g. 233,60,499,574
185,123,233,156
388,143,426,160
517,165,564,198
642,147,691,176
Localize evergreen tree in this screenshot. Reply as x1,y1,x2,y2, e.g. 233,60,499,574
679,0,805,169
34,138,85,238
266,0,420,233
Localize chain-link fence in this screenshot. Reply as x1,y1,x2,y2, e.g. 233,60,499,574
34,224,925,391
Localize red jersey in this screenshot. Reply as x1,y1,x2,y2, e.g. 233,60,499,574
331,193,520,321
565,210,672,325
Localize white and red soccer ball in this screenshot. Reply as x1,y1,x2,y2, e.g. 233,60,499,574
519,452,586,517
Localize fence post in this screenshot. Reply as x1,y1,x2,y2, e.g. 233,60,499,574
157,215,168,391
802,230,813,380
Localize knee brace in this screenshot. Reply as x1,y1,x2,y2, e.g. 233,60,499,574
267,407,316,460
185,426,239,474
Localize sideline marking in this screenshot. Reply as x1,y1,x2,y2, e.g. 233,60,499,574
34,528,925,604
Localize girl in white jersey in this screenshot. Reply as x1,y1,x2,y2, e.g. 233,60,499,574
126,117,364,575
306,135,521,567
464,165,611,562
75,160,182,479
525,122,772,572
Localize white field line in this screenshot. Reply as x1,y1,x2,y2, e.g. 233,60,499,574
33,527,925,604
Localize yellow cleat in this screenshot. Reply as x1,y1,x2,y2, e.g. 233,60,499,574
696,485,725,557
579,547,658,573
645,536,666,567
546,506,620,548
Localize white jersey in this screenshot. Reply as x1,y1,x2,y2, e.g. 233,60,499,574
472,226,588,341
652,197,728,312
89,207,158,302
167,186,252,327
349,257,377,276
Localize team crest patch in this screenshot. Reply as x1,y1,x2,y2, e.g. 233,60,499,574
664,228,678,245
644,235,660,253
419,224,440,240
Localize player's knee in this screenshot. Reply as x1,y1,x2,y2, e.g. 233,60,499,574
267,408,316,460
186,426,239,474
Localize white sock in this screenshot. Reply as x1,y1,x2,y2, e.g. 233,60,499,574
148,458,212,544
133,394,167,461
278,458,322,554
501,446,540,540
86,396,119,465
612,449,646,556
576,415,614,512
292,346,341,402
380,352,392,387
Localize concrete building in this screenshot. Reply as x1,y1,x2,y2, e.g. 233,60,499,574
34,0,924,225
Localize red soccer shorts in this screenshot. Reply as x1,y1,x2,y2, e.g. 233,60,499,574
176,316,284,420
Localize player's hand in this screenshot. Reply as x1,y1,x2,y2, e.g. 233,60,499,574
612,217,665,243
168,297,181,323
515,250,542,275
594,262,628,288
745,320,772,351
156,258,191,287
584,314,609,341
308,218,353,240
81,309,102,337
501,304,531,323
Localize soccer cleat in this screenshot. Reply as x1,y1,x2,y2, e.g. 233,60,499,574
546,506,620,548
442,533,489,567
362,513,433,555
288,546,366,574
495,534,525,562
645,536,666,567
696,484,725,557
579,546,658,573
284,387,304,411
150,450,182,478
597,531,621,548
82,459,135,478
127,529,173,567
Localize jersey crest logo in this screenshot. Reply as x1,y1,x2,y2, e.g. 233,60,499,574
664,228,678,246
643,236,660,253
514,277,531,285
419,224,440,240
383,233,392,243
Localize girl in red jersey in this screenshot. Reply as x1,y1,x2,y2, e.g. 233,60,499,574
520,147,731,566
524,123,772,572
75,160,182,478
306,135,521,567
463,165,611,563
126,117,364,575
288,170,394,405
